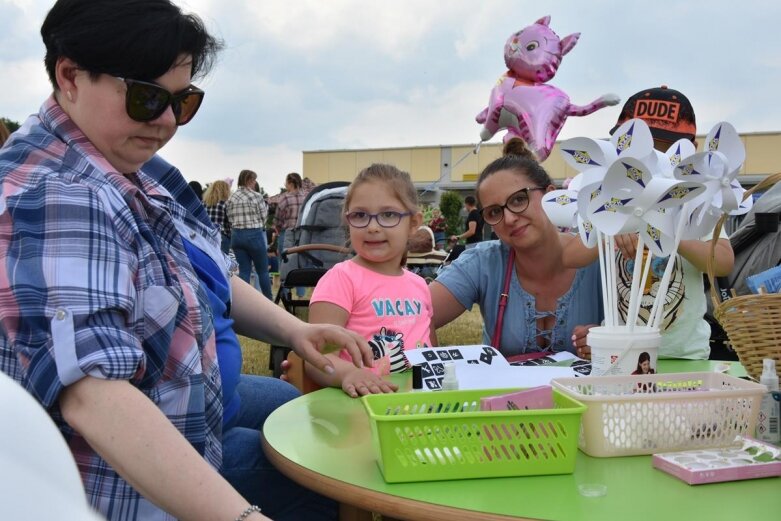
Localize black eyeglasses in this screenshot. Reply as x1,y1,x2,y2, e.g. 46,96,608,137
116,77,205,126
345,211,412,228
479,187,545,225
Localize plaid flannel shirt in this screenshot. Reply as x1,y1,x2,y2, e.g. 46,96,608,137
0,97,225,521
226,187,267,230
275,190,305,231
206,200,231,236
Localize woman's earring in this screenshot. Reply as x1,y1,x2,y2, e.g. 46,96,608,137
66,91,73,102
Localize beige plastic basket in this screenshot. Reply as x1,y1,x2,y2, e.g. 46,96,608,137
707,172,781,380
551,372,766,457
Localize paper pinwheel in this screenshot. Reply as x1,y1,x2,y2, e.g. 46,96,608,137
586,157,705,256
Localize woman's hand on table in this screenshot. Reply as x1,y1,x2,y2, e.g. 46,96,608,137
286,323,374,375
571,324,597,359
341,368,398,398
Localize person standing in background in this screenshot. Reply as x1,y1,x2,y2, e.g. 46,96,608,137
276,172,306,297
428,206,447,250
188,180,203,201
227,169,273,299
450,195,483,249
204,179,232,254
302,176,316,195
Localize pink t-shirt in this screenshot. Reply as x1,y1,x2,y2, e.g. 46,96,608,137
310,260,434,373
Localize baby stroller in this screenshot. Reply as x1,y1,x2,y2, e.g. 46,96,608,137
406,226,448,283
269,181,352,376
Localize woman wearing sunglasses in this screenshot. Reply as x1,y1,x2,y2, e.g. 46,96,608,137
431,138,604,358
0,1,373,520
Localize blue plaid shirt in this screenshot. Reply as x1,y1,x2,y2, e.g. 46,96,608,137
0,97,226,520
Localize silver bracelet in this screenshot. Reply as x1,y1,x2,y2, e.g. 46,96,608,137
235,505,262,521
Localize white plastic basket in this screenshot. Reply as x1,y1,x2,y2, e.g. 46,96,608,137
550,372,766,457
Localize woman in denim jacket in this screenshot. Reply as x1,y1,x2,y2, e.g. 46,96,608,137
432,139,603,357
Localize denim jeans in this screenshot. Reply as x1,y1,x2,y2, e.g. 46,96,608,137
231,228,272,299
433,231,446,250
220,233,231,255
222,375,337,521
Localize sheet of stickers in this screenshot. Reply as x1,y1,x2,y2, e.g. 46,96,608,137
404,345,508,390
404,347,592,390
511,351,592,376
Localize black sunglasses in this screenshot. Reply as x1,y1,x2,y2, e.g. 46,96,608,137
479,187,545,225
116,77,204,126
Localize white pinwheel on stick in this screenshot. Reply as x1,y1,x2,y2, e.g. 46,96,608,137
552,120,658,325
585,156,705,329
542,119,747,374
674,122,750,240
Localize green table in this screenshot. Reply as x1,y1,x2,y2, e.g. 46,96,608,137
262,360,779,521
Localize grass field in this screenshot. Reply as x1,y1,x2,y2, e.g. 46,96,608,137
239,301,484,377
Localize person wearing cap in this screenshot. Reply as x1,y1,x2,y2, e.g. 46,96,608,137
570,86,735,360
610,85,698,149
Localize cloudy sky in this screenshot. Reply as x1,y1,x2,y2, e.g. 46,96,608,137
1,0,779,192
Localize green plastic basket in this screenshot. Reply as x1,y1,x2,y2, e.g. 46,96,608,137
361,388,586,483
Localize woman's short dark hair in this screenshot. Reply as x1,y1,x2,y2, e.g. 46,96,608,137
286,172,302,190
41,0,223,89
476,138,552,205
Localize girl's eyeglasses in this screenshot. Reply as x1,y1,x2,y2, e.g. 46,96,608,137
345,211,412,228
480,187,545,225
116,77,205,126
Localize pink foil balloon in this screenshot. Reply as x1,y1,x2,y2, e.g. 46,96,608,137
476,16,620,161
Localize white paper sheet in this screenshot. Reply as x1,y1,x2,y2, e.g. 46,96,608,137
454,365,577,391
404,345,509,391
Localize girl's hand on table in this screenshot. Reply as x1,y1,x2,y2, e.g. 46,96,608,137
342,368,398,398
571,324,597,359
280,359,291,382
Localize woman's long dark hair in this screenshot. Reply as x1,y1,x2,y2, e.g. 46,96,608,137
635,351,651,373
475,139,552,205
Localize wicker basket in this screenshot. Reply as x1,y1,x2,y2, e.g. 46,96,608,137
708,172,781,380
551,372,766,457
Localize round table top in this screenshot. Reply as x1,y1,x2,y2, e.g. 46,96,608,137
263,360,780,521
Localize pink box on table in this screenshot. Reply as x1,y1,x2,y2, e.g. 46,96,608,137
479,385,553,411
652,438,781,485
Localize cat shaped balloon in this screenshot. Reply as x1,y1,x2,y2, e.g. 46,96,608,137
476,16,620,161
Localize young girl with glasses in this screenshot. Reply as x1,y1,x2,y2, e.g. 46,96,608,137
305,164,438,397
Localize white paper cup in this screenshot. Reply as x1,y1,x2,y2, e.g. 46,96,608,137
588,326,660,377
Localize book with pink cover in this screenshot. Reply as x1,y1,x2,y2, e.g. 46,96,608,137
479,385,554,411
652,437,781,485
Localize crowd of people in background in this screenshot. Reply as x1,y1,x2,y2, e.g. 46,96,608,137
181,169,325,300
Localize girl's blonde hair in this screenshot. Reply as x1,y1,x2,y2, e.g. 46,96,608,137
203,180,231,206
344,163,418,214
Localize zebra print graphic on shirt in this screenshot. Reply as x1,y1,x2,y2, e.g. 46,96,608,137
369,327,409,373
